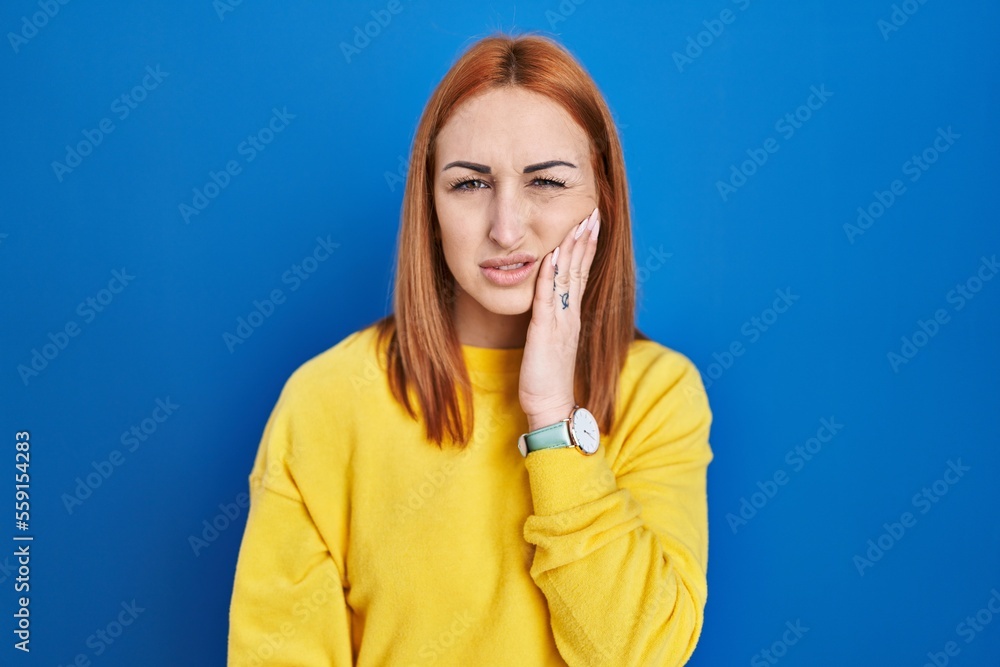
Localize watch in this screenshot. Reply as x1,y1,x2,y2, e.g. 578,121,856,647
517,405,600,457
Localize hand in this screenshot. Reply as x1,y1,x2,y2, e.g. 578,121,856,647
519,207,601,432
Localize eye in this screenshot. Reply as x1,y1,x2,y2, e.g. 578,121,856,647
446,175,568,191
448,177,487,191
532,177,567,188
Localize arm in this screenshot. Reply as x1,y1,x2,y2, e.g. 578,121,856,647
522,352,713,667
227,381,355,667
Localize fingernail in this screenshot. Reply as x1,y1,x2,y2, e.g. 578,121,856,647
551,246,560,267
589,219,600,241
587,207,600,231
574,216,588,240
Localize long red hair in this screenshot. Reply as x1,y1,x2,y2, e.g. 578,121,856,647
372,31,647,448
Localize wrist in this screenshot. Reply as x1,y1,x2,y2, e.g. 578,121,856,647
526,403,576,432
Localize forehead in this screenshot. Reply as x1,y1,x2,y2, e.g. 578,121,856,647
435,87,589,165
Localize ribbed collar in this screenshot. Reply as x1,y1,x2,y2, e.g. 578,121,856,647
460,343,524,375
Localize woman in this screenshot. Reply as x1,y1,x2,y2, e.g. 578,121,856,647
228,32,713,667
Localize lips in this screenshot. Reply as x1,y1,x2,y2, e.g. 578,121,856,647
479,252,537,269
480,252,537,287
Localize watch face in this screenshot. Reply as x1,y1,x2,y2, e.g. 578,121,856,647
571,408,600,454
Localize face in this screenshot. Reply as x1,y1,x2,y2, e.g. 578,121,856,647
432,86,599,345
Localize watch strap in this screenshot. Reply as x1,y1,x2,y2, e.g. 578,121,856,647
523,420,574,453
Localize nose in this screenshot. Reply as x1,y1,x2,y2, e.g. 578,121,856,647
487,187,533,248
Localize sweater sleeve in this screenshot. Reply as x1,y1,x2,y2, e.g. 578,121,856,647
521,351,713,667
227,380,355,667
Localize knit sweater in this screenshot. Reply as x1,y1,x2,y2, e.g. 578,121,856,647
227,323,713,666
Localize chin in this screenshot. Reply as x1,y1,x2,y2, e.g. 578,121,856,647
476,288,534,316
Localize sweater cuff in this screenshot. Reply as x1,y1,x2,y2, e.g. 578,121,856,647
523,446,616,516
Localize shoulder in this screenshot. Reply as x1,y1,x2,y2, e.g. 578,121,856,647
617,337,712,430
278,322,388,408
249,325,386,496
622,338,706,395
252,323,387,484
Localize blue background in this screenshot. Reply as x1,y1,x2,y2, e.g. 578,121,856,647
2,1,998,665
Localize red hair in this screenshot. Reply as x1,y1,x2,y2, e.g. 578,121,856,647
372,31,647,448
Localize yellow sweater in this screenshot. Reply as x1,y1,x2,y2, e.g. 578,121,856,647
228,323,713,666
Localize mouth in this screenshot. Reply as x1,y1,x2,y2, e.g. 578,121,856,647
480,255,536,286
479,252,537,269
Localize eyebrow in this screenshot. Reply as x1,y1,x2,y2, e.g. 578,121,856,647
441,160,577,174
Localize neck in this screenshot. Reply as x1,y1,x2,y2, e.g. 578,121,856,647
453,301,531,349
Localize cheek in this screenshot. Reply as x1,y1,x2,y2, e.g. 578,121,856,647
536,197,595,241
435,191,484,231
434,196,463,236
437,224,477,270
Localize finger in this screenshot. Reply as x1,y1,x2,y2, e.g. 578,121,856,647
575,209,600,309
553,244,571,313
568,208,598,310
553,242,573,313
533,247,557,314
555,213,588,311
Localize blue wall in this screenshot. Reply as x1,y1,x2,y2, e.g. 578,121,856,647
2,1,998,665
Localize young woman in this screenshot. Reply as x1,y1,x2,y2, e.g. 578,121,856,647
228,32,713,667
